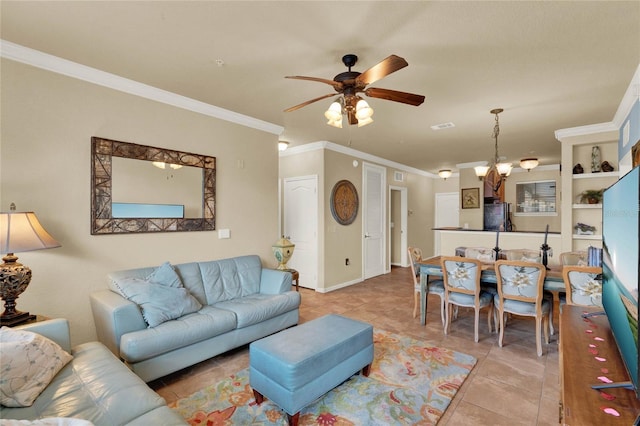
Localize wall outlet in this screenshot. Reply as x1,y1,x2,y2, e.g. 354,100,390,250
345,258,350,266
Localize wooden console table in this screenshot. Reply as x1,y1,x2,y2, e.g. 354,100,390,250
560,305,640,424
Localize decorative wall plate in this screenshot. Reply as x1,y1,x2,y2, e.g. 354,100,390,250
330,180,359,225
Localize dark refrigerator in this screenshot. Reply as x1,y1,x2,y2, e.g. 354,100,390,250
484,202,510,231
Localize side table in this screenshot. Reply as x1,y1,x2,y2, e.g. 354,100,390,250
282,269,299,292
4,314,50,328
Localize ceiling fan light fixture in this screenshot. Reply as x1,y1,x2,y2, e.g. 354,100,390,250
327,116,343,128
520,158,539,171
357,116,373,127
324,101,342,121
355,99,374,120
438,169,452,180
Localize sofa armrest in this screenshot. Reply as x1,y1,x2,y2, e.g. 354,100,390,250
90,289,147,357
14,318,71,352
259,268,292,294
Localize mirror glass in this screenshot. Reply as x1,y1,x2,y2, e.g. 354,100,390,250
91,137,216,234
111,157,203,218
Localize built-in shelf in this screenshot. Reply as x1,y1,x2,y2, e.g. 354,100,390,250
572,234,602,240
572,204,602,209
572,171,619,179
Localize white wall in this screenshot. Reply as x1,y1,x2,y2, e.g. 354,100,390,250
1,59,280,345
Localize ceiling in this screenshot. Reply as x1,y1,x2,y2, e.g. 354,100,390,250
2,1,639,175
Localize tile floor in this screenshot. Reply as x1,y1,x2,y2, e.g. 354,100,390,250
150,265,560,425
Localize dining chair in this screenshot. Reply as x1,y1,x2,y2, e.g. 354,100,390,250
503,248,542,263
560,251,588,266
440,256,494,342
562,265,603,308
494,260,550,356
408,247,446,325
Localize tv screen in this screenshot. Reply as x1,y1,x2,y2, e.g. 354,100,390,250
602,165,640,398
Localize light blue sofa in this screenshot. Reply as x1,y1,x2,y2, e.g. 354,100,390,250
0,319,186,425
90,255,300,382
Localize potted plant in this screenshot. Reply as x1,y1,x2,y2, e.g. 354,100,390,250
579,189,604,204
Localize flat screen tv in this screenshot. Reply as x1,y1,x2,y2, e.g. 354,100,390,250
601,165,640,399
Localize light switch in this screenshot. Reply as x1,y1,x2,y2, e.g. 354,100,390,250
218,229,231,239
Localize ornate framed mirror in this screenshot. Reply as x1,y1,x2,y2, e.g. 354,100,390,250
90,137,216,234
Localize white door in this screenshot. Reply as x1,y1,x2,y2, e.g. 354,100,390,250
363,163,386,279
284,176,318,290
434,192,460,254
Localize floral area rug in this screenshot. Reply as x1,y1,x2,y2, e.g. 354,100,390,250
170,330,477,425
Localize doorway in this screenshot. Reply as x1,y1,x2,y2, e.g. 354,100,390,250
363,163,386,279
389,186,408,267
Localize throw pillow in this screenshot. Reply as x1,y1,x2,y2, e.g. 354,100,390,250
112,263,201,328
0,327,73,407
146,261,183,288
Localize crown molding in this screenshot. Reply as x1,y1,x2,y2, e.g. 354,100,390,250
0,40,283,135
555,63,640,141
280,141,434,178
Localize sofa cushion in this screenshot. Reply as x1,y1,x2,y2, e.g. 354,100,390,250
0,419,94,425
119,306,237,363
0,327,73,407
214,292,300,329
199,255,262,304
0,342,181,424
111,268,202,328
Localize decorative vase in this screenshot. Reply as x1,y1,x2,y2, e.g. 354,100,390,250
272,237,295,270
591,146,601,173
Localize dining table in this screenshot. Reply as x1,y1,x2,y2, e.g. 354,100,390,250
418,255,566,326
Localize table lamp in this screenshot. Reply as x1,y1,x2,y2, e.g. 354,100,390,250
0,204,60,326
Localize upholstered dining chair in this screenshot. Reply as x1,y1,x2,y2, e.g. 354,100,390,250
408,247,446,325
562,265,603,308
560,251,588,266
440,256,494,342
494,260,550,356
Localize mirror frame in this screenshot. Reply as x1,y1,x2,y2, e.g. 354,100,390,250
91,136,216,234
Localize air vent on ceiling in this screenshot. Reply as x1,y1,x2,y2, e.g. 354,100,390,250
430,122,455,131
394,171,404,182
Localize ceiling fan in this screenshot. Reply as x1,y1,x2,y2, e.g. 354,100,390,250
284,54,425,126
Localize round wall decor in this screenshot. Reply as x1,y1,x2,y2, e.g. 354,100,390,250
330,180,359,225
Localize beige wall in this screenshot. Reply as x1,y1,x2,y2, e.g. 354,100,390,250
279,146,436,291
457,167,561,233
1,60,280,345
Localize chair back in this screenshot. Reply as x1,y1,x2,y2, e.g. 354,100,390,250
408,247,422,286
494,260,546,304
503,249,542,263
464,247,495,263
563,265,603,307
441,256,482,296
560,251,588,266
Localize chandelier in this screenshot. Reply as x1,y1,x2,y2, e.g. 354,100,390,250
324,96,374,128
474,108,513,188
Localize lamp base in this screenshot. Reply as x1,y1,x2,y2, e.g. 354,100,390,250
0,310,35,327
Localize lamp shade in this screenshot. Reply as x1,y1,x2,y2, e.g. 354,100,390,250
0,211,61,255
474,166,490,178
496,162,513,177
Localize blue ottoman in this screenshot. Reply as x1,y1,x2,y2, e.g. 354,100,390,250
249,314,374,426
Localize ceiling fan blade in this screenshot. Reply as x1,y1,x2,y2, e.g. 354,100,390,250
365,87,425,106
285,76,343,91
284,93,337,113
355,55,408,86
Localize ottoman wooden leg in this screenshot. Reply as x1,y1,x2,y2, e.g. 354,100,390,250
288,412,300,426
253,389,264,405
362,363,371,377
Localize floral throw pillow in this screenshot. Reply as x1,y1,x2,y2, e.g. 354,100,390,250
0,327,73,407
